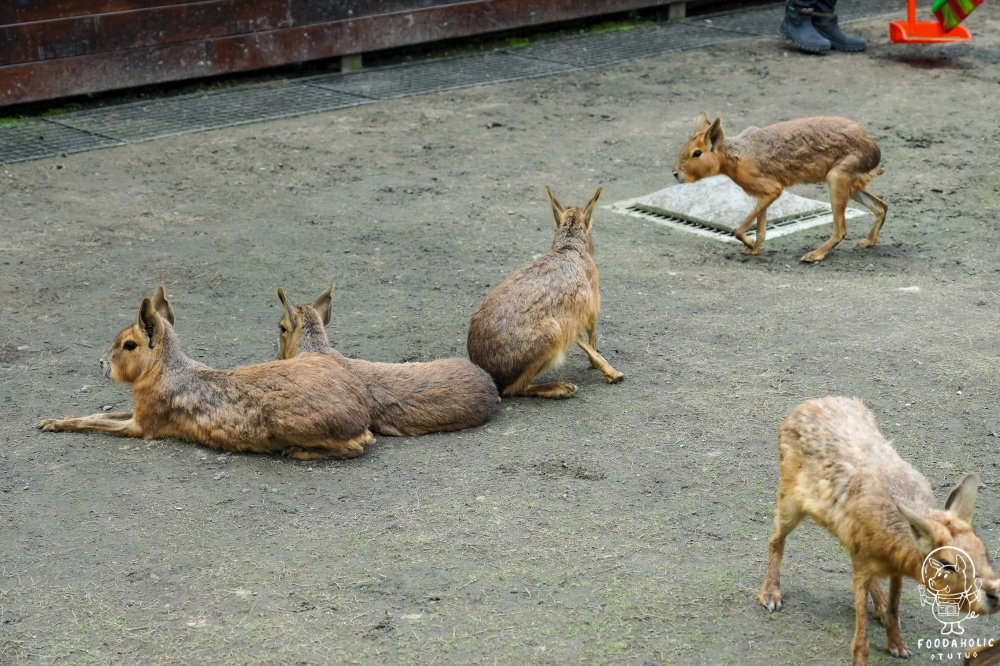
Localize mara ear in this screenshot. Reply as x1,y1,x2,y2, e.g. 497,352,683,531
582,187,603,227
898,503,937,555
944,473,980,523
703,117,724,152
277,287,298,332
546,186,565,227
152,283,175,325
695,112,711,133
312,282,334,326
136,297,165,349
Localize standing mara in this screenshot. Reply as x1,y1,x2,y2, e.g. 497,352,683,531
673,114,888,262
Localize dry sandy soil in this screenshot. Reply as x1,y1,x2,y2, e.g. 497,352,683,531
3,5,1000,665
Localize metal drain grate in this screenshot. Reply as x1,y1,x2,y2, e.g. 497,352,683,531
0,119,124,164
307,52,574,100
517,22,740,69
606,178,867,243
684,6,790,36
836,0,906,21
689,0,899,37
612,203,856,243
52,85,371,143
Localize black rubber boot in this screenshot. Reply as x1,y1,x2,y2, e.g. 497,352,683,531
811,0,867,51
779,2,831,53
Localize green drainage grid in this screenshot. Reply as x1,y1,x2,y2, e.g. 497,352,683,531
0,0,901,165
308,52,575,100
53,85,373,143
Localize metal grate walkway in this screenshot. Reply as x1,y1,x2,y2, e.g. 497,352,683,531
0,0,900,165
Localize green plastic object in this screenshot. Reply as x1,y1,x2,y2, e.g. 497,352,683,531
932,0,984,30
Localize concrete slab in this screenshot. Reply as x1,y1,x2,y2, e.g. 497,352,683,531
606,175,866,242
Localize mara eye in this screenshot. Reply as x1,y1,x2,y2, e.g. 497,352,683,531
692,150,703,158
123,340,138,351
279,324,288,334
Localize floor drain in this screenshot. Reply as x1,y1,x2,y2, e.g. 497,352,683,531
606,176,865,243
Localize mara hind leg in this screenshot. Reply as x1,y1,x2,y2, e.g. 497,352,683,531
758,486,806,612
503,352,576,399
802,171,852,263
852,189,889,249
283,430,376,460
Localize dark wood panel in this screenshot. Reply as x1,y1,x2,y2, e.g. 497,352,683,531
2,0,493,66
0,0,484,65
0,0,289,66
0,0,671,107
1,42,210,107
290,0,467,24
216,0,674,67
0,0,464,26
1,0,205,25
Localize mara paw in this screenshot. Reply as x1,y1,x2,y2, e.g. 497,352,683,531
523,382,578,399
886,640,911,659
800,250,828,263
855,239,877,249
38,418,70,432
546,382,578,399
758,588,783,613
606,370,625,384
284,446,364,461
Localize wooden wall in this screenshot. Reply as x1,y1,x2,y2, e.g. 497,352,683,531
0,0,675,107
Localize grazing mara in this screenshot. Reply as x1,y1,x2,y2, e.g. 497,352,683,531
759,397,999,665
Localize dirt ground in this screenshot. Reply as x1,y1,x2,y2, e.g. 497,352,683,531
3,5,1000,665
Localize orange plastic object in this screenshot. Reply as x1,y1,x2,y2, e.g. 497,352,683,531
890,0,972,42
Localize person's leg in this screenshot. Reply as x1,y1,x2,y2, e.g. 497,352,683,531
811,0,867,51
780,0,832,53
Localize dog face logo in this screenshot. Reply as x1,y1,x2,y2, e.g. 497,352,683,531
918,546,983,635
